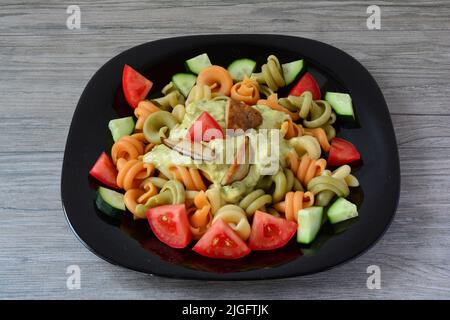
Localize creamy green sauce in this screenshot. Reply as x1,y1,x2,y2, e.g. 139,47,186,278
143,99,295,203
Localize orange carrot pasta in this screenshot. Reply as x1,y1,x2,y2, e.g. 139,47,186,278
123,178,159,218
168,165,207,191
188,191,213,239
134,100,161,131
257,94,300,121
116,158,155,190
196,65,233,96
230,77,260,105
273,191,315,222
281,120,303,139
286,152,327,187
111,133,147,164
124,188,145,216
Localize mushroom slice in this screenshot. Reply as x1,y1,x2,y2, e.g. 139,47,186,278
163,138,216,161
221,136,251,185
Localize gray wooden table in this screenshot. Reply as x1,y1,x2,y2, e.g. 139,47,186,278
1,0,449,300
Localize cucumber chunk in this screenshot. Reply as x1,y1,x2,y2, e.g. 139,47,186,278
325,92,354,118
227,58,257,82
108,116,135,142
297,206,323,244
327,197,358,224
185,53,212,74
96,186,125,218
172,73,197,97
282,59,304,85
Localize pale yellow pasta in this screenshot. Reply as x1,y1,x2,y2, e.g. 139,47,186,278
289,135,322,160
307,175,350,200
152,90,184,111
186,84,212,105
213,205,251,241
271,168,303,203
205,186,225,215
171,104,186,122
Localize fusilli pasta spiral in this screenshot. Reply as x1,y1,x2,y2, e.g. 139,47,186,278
289,135,322,160
186,84,213,105
111,133,150,164
213,205,251,241
315,165,359,206
196,65,233,96
239,189,272,216
188,191,213,239
152,90,185,111
124,178,159,219
271,168,304,203
273,191,314,222
307,175,350,200
230,77,260,105
116,158,155,191
257,94,300,121
205,186,225,215
134,100,161,131
171,104,186,122
143,111,179,144
168,165,207,191
134,179,186,217
251,55,285,91
281,121,331,152
278,92,335,129
286,152,327,187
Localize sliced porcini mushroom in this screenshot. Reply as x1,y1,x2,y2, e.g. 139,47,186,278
221,136,251,185
225,98,263,131
162,138,216,161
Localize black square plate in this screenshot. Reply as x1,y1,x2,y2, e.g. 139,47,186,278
61,35,400,280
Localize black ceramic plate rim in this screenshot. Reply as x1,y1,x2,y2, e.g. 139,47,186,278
61,34,400,280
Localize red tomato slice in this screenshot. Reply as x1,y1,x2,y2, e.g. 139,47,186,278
89,152,118,189
288,72,321,100
187,111,224,142
146,204,192,249
122,64,153,108
193,219,250,259
327,137,361,166
248,210,297,251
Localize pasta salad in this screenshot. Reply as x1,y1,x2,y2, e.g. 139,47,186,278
89,53,362,259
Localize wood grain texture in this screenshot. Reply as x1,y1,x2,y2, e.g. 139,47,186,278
1,0,449,300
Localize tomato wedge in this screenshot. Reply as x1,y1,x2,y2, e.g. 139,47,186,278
193,219,250,259
122,64,153,108
187,111,224,142
89,152,118,189
288,72,321,100
248,210,297,251
146,204,192,249
327,137,361,166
